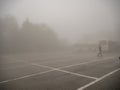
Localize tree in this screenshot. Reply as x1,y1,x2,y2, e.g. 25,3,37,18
20,18,59,52
0,15,19,53
0,16,60,53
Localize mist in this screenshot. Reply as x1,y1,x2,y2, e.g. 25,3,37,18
0,0,120,53
0,1,120,90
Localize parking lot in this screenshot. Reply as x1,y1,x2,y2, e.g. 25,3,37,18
0,52,120,90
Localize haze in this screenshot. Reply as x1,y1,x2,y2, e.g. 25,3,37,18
1,0,119,44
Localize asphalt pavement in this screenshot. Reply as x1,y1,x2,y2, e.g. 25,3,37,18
0,52,120,90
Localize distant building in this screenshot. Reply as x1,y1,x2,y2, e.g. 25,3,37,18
108,40,120,52
99,40,120,52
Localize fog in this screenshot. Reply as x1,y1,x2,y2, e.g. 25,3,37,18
0,1,120,90
0,0,120,53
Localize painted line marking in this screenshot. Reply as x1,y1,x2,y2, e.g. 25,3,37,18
77,68,120,90
59,56,115,69
0,69,54,84
0,56,115,84
55,69,98,80
0,62,97,84
31,63,98,80
20,56,116,69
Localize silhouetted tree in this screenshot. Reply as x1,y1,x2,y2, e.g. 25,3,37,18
20,18,59,52
0,16,60,53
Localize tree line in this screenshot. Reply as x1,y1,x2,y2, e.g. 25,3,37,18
0,16,60,54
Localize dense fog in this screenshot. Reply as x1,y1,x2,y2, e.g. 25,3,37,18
0,0,120,54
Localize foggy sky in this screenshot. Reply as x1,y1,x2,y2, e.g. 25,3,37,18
1,0,119,44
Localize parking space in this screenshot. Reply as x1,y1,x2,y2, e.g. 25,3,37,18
0,71,94,90
35,57,99,68
0,52,119,90
0,62,50,82
63,57,120,78
83,69,120,90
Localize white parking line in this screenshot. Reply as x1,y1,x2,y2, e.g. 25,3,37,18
0,62,97,84
77,68,120,90
0,56,115,84
31,63,98,80
59,56,115,69
56,69,98,80
0,69,54,84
